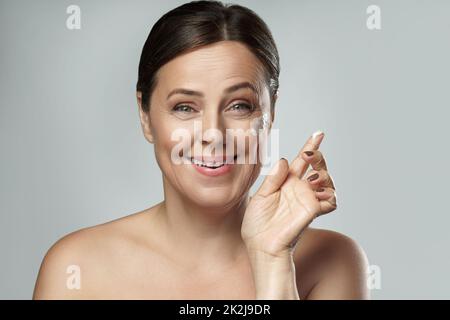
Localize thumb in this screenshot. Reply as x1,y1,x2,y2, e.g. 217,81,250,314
255,158,289,197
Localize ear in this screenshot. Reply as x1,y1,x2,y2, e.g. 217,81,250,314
136,91,155,144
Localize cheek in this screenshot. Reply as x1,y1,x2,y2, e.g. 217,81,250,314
151,118,192,170
231,162,261,197
226,117,267,165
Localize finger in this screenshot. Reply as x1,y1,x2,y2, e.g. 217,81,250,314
256,158,289,197
289,130,325,179
305,169,336,189
288,179,322,223
315,187,337,215
301,150,328,172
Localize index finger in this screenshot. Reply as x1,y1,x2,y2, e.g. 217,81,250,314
289,130,325,179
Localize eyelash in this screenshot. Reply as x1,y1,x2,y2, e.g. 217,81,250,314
228,103,255,113
172,104,195,113
172,103,255,114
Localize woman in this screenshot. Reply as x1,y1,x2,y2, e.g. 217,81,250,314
33,1,369,300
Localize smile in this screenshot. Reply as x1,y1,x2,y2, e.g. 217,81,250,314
191,158,225,169
188,155,237,167
187,155,238,177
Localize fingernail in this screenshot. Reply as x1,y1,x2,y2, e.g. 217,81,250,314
304,151,314,157
307,173,319,182
312,130,324,141
316,188,325,192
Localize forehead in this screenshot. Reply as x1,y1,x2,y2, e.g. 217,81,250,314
154,41,267,95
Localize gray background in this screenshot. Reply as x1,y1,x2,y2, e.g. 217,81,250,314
1,0,449,299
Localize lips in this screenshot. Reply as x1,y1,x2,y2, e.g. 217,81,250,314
188,155,237,169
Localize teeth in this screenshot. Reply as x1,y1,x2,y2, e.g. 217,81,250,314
190,158,224,168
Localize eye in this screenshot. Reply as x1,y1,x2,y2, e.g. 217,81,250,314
172,104,196,113
227,103,254,114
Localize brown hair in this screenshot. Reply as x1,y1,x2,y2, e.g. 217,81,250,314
136,0,280,113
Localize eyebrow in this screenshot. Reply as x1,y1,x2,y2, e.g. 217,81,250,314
166,81,258,100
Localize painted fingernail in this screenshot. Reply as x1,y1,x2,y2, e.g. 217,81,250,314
304,151,314,157
307,173,319,181
316,188,325,192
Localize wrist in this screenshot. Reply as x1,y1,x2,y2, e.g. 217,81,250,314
244,240,295,260
246,249,299,300
247,246,293,259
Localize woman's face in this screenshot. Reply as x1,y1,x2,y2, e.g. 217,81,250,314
138,40,274,209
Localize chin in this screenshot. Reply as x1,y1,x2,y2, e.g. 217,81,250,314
188,187,240,209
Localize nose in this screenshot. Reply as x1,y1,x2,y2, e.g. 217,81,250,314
200,107,225,147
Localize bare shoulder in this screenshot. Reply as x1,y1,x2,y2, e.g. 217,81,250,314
33,226,101,299
33,205,161,299
297,227,368,257
294,227,370,300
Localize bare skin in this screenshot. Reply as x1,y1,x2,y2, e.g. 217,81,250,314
33,206,369,299
33,41,369,299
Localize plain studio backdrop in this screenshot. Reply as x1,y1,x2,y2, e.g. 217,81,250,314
1,0,449,299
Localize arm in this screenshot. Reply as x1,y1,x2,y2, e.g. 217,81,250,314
247,249,300,300
247,229,370,300
241,131,339,300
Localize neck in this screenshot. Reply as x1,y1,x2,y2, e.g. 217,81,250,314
155,174,250,269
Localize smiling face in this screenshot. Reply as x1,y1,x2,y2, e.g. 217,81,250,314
138,40,275,209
